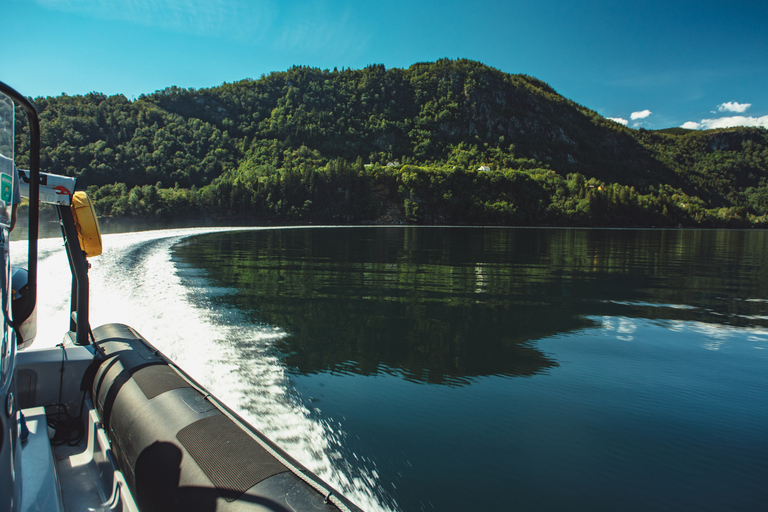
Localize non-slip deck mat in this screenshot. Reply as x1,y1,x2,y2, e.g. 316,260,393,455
176,414,288,502
131,363,190,400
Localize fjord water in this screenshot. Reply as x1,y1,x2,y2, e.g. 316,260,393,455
170,227,768,512
17,226,767,511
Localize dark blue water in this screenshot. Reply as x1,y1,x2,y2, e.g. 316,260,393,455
173,227,768,512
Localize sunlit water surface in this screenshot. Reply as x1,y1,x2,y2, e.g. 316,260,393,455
13,227,768,512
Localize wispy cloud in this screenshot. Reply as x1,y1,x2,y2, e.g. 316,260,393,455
608,117,628,126
630,110,652,120
33,0,369,60
681,115,768,130
268,3,368,59
718,101,751,113
32,0,277,40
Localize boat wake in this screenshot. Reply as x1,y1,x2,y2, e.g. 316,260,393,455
12,227,396,512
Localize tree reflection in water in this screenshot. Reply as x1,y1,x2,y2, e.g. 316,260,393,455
173,226,768,385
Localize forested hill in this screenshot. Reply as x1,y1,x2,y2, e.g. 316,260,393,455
13,59,768,227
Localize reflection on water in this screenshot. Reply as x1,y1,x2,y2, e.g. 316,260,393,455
171,227,768,512
174,227,768,383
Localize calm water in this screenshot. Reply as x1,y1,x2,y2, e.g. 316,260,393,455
171,227,768,512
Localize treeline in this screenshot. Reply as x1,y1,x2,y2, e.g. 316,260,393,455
12,59,768,227
638,128,768,219
85,158,758,227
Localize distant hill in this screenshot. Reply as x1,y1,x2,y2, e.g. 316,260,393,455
13,59,768,227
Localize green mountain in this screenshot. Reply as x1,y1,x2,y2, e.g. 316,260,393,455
13,59,768,227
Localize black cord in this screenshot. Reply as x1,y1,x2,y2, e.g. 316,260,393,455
0,231,11,328
46,343,86,446
57,343,66,405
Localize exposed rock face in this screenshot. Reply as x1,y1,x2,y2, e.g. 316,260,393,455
704,130,761,152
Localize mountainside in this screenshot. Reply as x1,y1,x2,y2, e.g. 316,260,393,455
147,60,675,188
12,59,768,227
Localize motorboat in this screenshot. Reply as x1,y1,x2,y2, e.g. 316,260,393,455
0,81,364,512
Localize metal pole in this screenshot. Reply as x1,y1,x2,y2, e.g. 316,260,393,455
57,205,90,345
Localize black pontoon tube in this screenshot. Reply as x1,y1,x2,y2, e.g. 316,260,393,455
90,323,363,512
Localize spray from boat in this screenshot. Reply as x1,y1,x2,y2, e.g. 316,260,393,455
12,227,397,512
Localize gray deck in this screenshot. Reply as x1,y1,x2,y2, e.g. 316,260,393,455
21,404,138,512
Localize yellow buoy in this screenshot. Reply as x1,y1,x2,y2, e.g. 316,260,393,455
70,191,102,257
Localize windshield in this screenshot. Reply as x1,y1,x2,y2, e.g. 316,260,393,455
0,92,14,228
0,91,14,388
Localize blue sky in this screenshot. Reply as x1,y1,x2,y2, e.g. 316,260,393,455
3,0,767,130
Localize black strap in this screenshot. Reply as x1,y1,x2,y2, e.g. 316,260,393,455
79,352,106,392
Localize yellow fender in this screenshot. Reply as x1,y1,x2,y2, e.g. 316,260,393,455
71,191,102,257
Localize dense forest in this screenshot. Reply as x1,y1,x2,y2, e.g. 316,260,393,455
12,59,768,228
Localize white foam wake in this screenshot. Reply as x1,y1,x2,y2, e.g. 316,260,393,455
12,227,395,512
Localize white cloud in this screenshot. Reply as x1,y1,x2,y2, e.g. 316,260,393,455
630,110,652,120
718,101,751,113
680,115,768,130
608,117,628,126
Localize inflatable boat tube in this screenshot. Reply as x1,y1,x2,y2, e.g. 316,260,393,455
70,191,102,257
90,323,361,512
